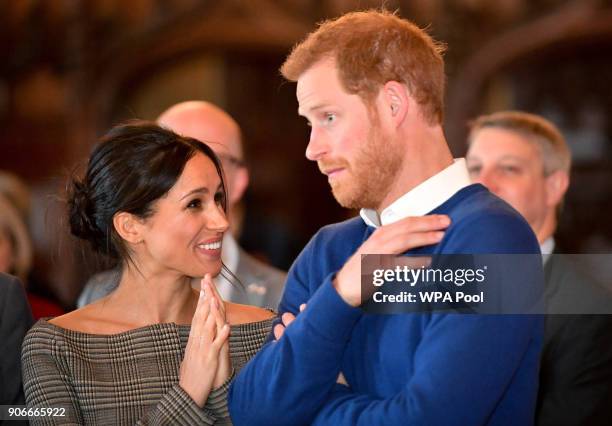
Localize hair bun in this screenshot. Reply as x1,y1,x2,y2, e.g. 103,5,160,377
68,179,105,248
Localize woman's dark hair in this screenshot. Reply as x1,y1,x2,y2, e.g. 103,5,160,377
68,120,227,263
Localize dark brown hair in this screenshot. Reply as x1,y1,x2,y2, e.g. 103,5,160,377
68,121,227,262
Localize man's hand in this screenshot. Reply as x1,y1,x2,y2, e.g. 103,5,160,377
334,214,450,307
273,303,306,340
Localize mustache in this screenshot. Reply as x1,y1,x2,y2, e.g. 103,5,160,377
318,159,349,174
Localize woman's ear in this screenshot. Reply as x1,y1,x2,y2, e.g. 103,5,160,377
113,212,144,245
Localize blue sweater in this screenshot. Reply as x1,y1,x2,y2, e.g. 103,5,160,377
228,184,544,425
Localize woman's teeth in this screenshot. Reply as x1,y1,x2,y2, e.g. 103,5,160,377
198,241,221,250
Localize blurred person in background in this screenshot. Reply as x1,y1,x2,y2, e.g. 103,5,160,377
0,272,33,420
78,101,286,309
22,122,273,424
0,192,63,319
467,110,612,426
0,171,31,225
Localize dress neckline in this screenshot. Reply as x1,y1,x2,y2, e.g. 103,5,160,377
36,316,273,340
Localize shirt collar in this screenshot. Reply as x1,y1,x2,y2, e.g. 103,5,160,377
215,233,240,301
360,158,471,228
221,232,240,274
540,237,555,265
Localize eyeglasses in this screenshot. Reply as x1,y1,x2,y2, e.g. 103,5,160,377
217,153,245,168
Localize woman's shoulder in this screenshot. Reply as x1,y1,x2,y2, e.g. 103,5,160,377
22,318,65,359
47,299,139,335
47,303,107,334
24,309,97,349
225,302,275,325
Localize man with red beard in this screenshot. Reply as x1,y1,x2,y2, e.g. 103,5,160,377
228,10,544,425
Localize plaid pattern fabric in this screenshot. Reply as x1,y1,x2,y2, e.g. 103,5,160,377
22,318,273,425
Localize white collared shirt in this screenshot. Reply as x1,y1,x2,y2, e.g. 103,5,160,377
540,237,555,265
360,158,472,228
215,233,240,301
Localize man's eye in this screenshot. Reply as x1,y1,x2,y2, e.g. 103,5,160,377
501,165,520,174
467,165,481,176
324,113,336,124
214,191,226,206
187,199,202,209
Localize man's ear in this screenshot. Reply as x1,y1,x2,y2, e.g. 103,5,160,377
545,170,569,208
113,212,144,245
229,167,249,205
381,81,409,126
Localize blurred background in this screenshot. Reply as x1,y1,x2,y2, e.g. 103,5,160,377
1,0,611,309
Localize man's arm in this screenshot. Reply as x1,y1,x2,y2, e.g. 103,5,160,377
312,212,544,425
537,314,612,426
228,216,450,425
311,314,541,425
228,273,361,425
0,274,33,406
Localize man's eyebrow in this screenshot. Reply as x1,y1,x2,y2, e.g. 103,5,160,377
180,187,209,200
498,155,527,163
298,103,326,117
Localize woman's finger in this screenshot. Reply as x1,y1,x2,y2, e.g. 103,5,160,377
211,296,227,334
212,323,230,351
204,273,226,317
188,287,210,344
195,298,216,348
203,275,226,321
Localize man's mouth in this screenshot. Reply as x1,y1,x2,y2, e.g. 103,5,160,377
320,164,347,180
325,168,344,177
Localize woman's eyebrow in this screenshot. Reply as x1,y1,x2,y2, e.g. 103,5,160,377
179,187,209,200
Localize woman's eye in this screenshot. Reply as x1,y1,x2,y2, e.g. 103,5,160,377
187,199,202,209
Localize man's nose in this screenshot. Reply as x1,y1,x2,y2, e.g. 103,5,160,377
305,128,328,161
477,169,498,193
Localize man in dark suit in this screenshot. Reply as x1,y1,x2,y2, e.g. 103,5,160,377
467,110,612,426
1,273,34,409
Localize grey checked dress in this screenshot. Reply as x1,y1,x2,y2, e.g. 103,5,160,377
21,318,273,425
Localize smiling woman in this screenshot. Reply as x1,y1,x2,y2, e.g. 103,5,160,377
21,121,274,425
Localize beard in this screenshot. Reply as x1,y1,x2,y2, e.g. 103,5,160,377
320,120,403,210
